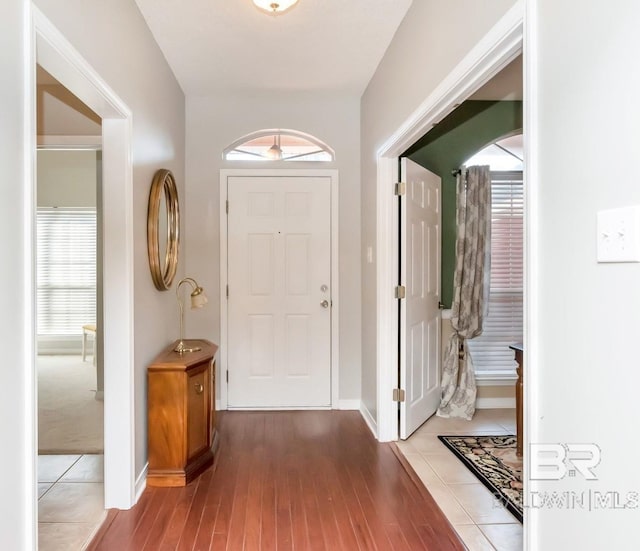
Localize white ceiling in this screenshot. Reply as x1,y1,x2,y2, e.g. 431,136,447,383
133,0,413,96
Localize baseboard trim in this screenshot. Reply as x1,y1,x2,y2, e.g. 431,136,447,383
215,399,360,411
134,463,148,504
476,397,516,409
337,399,360,410
359,403,377,438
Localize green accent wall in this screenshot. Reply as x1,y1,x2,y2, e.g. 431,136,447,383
405,100,522,307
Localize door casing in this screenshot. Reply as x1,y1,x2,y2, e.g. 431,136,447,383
219,168,340,410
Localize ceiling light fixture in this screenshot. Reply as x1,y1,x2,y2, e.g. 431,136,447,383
252,0,299,16
265,135,283,160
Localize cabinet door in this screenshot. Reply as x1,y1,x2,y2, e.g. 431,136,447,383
187,366,209,459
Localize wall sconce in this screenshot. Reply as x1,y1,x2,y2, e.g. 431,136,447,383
174,277,208,354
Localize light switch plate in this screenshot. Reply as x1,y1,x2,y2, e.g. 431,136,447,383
597,206,640,263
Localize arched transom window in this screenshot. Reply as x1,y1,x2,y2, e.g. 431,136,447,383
224,129,335,162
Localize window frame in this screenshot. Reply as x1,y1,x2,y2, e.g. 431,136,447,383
223,128,335,162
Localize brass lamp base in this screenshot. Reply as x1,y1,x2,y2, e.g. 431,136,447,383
174,340,202,354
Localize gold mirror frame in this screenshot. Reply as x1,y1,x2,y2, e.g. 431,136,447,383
147,169,180,290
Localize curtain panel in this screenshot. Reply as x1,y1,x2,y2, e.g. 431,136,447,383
437,165,491,420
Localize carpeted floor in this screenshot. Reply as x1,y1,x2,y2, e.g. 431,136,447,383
438,435,523,522
38,355,103,454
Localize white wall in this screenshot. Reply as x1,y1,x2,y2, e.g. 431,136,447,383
37,149,97,207
33,0,186,478
0,0,35,548
360,0,517,425
185,92,362,402
530,1,640,547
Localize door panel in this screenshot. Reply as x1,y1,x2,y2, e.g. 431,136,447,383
400,158,442,439
227,176,331,408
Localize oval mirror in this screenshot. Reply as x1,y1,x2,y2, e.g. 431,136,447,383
147,169,179,290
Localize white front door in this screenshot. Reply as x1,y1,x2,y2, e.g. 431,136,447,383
227,176,332,408
400,158,442,439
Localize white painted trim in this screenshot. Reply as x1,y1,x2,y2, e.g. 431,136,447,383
330,171,340,409
37,135,101,148
476,397,516,409
24,5,37,549
227,406,332,411
524,1,539,547
375,157,399,443
337,399,361,410
219,172,229,410
134,463,148,504
34,6,136,510
359,403,377,438
219,169,340,410
375,1,525,444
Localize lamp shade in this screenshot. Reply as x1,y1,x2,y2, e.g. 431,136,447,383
190,287,208,309
253,0,299,15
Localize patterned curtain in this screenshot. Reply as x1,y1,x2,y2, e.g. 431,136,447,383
437,165,491,420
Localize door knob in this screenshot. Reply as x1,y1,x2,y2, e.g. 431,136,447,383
320,300,329,308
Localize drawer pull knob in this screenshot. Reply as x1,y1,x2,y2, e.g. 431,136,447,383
194,382,204,394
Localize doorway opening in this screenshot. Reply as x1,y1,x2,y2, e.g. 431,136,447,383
375,4,524,444
35,63,106,544
34,6,136,515
375,6,526,549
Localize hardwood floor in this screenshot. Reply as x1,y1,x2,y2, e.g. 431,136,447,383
88,411,465,550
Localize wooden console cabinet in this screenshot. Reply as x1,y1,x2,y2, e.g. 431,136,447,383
147,339,218,487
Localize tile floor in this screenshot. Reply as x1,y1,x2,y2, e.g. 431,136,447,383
397,408,522,551
38,454,105,551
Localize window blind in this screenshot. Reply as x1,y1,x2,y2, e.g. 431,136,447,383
467,172,523,372
37,208,96,336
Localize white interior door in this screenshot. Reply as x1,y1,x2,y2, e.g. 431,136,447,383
400,158,442,439
227,176,331,408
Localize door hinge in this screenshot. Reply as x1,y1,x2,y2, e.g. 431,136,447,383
226,284,229,299
393,388,406,402
438,301,445,310
226,370,229,383
395,285,406,299
226,200,229,214
394,182,406,196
